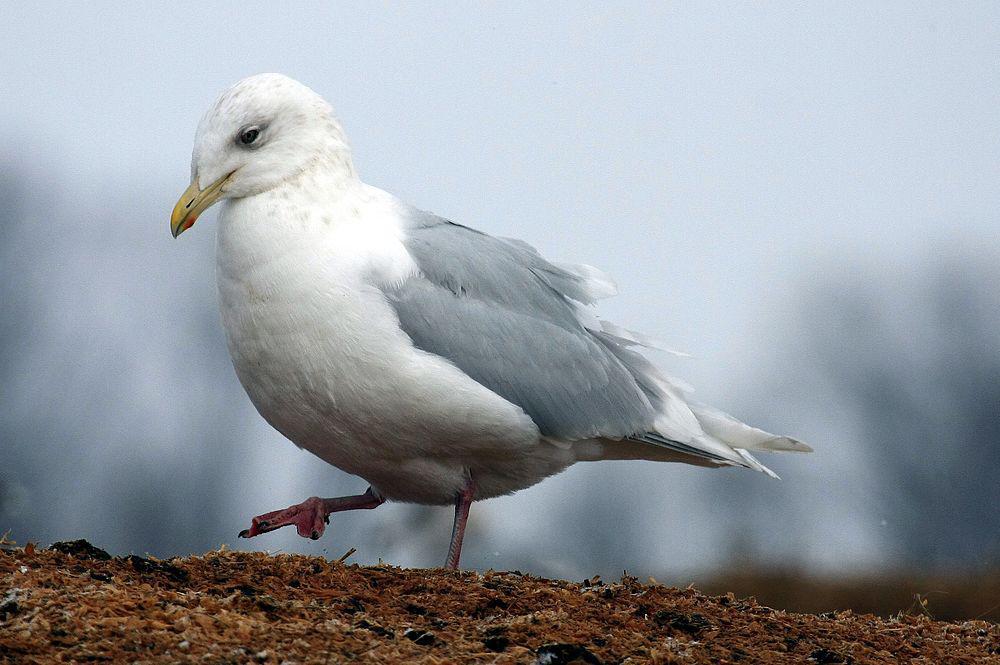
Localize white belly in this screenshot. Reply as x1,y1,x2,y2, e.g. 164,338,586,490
214,189,567,503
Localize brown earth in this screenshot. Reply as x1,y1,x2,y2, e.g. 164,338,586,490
1,540,997,664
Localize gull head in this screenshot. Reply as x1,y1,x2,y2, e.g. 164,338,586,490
171,73,353,237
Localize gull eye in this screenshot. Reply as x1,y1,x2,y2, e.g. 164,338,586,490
238,125,261,146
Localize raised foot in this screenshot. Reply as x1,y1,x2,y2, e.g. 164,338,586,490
238,496,328,540
237,488,385,541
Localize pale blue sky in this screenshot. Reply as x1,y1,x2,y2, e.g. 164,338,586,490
5,3,998,368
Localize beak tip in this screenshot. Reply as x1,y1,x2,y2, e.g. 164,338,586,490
171,172,231,239
170,213,197,238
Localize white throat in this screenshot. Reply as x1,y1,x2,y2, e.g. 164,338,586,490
215,164,418,307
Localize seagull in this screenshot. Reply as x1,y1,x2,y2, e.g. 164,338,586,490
170,74,811,570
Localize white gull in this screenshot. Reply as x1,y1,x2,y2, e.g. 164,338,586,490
170,73,812,569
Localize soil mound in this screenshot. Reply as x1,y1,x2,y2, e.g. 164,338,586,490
1,541,997,663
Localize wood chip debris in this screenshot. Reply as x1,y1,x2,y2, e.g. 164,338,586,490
0,541,997,663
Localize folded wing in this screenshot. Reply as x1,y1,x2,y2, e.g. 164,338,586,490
382,209,810,474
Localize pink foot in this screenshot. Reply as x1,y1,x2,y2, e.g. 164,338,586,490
238,488,384,541
239,496,329,540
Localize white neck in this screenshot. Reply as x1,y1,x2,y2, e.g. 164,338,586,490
215,164,417,293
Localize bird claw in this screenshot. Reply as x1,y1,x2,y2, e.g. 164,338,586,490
237,497,328,540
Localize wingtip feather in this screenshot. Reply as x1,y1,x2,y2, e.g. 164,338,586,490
734,448,781,479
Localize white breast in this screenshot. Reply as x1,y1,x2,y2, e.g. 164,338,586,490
213,175,542,502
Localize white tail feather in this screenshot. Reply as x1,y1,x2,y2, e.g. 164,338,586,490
692,404,814,453
631,382,811,478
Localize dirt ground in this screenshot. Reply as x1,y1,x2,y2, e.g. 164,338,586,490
1,541,997,664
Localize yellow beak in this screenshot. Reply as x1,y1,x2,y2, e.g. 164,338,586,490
170,172,233,238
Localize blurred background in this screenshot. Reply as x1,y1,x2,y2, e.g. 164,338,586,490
2,3,998,619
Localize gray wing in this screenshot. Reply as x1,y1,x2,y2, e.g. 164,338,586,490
384,210,665,441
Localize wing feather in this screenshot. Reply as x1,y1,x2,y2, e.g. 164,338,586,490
382,209,802,474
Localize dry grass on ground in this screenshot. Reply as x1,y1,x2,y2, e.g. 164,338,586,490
1,540,998,663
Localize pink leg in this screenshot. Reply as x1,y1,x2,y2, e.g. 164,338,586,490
238,487,384,540
444,477,476,570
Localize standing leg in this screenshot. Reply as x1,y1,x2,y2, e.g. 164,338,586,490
238,487,384,540
444,476,476,570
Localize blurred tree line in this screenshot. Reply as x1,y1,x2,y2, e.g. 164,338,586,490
806,256,1000,569
704,251,1000,572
